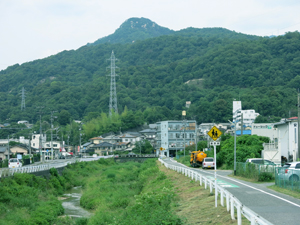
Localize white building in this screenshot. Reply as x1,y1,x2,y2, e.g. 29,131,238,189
233,101,259,130
31,134,47,149
273,118,299,162
251,123,278,141
156,120,196,157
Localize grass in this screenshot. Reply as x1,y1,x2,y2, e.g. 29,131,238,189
158,162,249,225
267,185,300,199
228,174,275,184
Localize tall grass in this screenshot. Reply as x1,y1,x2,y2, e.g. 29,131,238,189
81,159,183,225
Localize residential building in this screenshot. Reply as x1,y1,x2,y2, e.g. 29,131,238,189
155,120,196,157
89,136,103,145
94,142,115,156
31,134,47,149
273,117,299,162
139,128,156,148
233,101,259,130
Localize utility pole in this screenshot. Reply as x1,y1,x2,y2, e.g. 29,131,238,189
107,51,119,116
79,126,82,158
241,113,243,136
182,111,186,157
39,115,43,162
298,90,300,161
7,135,10,161
29,135,31,163
20,87,26,111
50,111,56,160
195,121,197,152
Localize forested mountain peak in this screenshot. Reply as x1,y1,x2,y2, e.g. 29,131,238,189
90,17,174,45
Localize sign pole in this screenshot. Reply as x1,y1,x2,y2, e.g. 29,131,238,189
207,126,222,209
214,143,217,207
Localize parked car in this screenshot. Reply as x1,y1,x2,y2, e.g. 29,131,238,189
8,158,22,168
202,157,215,169
277,162,300,182
246,158,275,165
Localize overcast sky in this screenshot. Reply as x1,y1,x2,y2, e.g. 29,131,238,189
0,0,300,71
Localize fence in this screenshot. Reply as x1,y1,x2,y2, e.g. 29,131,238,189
0,155,114,178
236,162,277,180
159,158,273,225
275,167,300,191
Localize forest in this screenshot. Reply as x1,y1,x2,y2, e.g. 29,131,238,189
0,17,299,141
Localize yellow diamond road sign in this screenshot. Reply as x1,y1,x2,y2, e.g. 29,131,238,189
207,126,222,141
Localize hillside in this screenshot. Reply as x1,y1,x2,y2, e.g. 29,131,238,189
0,17,299,127
90,17,174,45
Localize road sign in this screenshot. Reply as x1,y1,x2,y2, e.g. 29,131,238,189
207,126,222,141
210,142,220,146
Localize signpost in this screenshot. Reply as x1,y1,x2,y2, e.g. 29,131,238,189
207,126,222,207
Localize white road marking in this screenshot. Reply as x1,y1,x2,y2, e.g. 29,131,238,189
199,169,300,208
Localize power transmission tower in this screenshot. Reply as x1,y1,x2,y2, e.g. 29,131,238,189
21,87,26,110
107,51,118,116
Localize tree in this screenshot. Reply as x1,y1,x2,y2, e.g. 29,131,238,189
58,110,72,126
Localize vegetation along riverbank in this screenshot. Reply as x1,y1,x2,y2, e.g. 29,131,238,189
0,158,247,224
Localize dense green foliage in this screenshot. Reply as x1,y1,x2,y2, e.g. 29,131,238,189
218,135,269,168
0,17,299,140
0,172,65,224
80,159,183,225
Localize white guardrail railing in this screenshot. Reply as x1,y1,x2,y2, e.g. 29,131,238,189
158,158,273,225
0,155,114,178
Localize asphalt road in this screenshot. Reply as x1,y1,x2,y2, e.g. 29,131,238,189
164,158,300,225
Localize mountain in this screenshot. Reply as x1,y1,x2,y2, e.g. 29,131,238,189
0,18,299,128
90,17,174,45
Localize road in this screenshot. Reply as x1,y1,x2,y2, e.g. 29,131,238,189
164,158,300,225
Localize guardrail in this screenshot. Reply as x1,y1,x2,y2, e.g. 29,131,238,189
0,155,114,178
158,158,273,225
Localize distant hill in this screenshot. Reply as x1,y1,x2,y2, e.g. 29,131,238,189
90,17,174,45
0,17,299,126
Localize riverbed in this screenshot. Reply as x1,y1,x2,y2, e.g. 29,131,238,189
61,186,93,218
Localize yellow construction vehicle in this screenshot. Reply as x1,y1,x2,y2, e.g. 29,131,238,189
190,150,207,167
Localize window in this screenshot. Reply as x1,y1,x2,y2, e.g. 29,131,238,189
53,144,57,147
33,136,35,139
33,143,35,146
296,164,300,169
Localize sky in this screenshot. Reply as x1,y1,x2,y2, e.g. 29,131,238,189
0,0,300,71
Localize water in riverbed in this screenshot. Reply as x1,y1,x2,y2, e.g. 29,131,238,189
61,186,93,218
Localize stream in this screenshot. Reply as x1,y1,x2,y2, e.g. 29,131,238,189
61,186,93,218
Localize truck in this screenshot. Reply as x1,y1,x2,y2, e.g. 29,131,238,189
190,150,207,167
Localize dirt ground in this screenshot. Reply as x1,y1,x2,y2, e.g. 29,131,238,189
158,163,249,225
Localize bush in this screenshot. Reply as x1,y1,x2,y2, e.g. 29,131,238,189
258,172,274,181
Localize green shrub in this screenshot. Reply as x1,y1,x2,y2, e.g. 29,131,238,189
258,172,274,181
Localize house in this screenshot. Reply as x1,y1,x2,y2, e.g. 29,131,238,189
81,142,95,156
89,136,104,145
102,135,121,144
120,133,142,144
93,142,116,156
115,142,131,152
273,118,299,162
139,128,156,148
31,134,47,149
10,144,30,156
155,120,197,157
